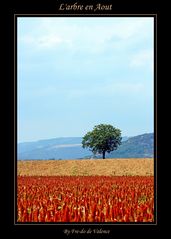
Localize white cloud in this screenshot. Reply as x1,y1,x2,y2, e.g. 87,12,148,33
18,17,153,54
19,34,64,49
37,34,63,48
129,49,153,69
105,82,144,93
67,82,144,100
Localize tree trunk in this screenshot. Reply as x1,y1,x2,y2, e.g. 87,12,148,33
102,151,105,159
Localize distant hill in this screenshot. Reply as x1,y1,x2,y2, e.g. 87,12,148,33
18,137,89,160
107,133,154,158
18,133,154,160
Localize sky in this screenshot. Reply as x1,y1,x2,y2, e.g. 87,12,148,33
17,17,154,143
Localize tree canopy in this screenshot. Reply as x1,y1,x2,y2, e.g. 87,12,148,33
82,124,122,159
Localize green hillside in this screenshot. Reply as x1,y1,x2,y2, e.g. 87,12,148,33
107,133,154,158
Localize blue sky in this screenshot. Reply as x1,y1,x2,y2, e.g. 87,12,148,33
17,17,154,142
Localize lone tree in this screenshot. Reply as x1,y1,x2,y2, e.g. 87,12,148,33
82,124,122,159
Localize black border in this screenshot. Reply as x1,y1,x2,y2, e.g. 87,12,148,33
3,0,162,238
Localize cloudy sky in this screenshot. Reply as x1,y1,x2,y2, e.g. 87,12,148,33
17,17,154,142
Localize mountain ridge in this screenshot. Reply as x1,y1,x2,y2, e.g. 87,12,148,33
18,133,154,160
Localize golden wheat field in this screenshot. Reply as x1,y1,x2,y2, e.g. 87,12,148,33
17,158,154,176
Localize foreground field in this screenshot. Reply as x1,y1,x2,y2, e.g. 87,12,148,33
17,158,154,176
17,176,154,222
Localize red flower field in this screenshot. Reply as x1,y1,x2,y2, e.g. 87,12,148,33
17,175,154,222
